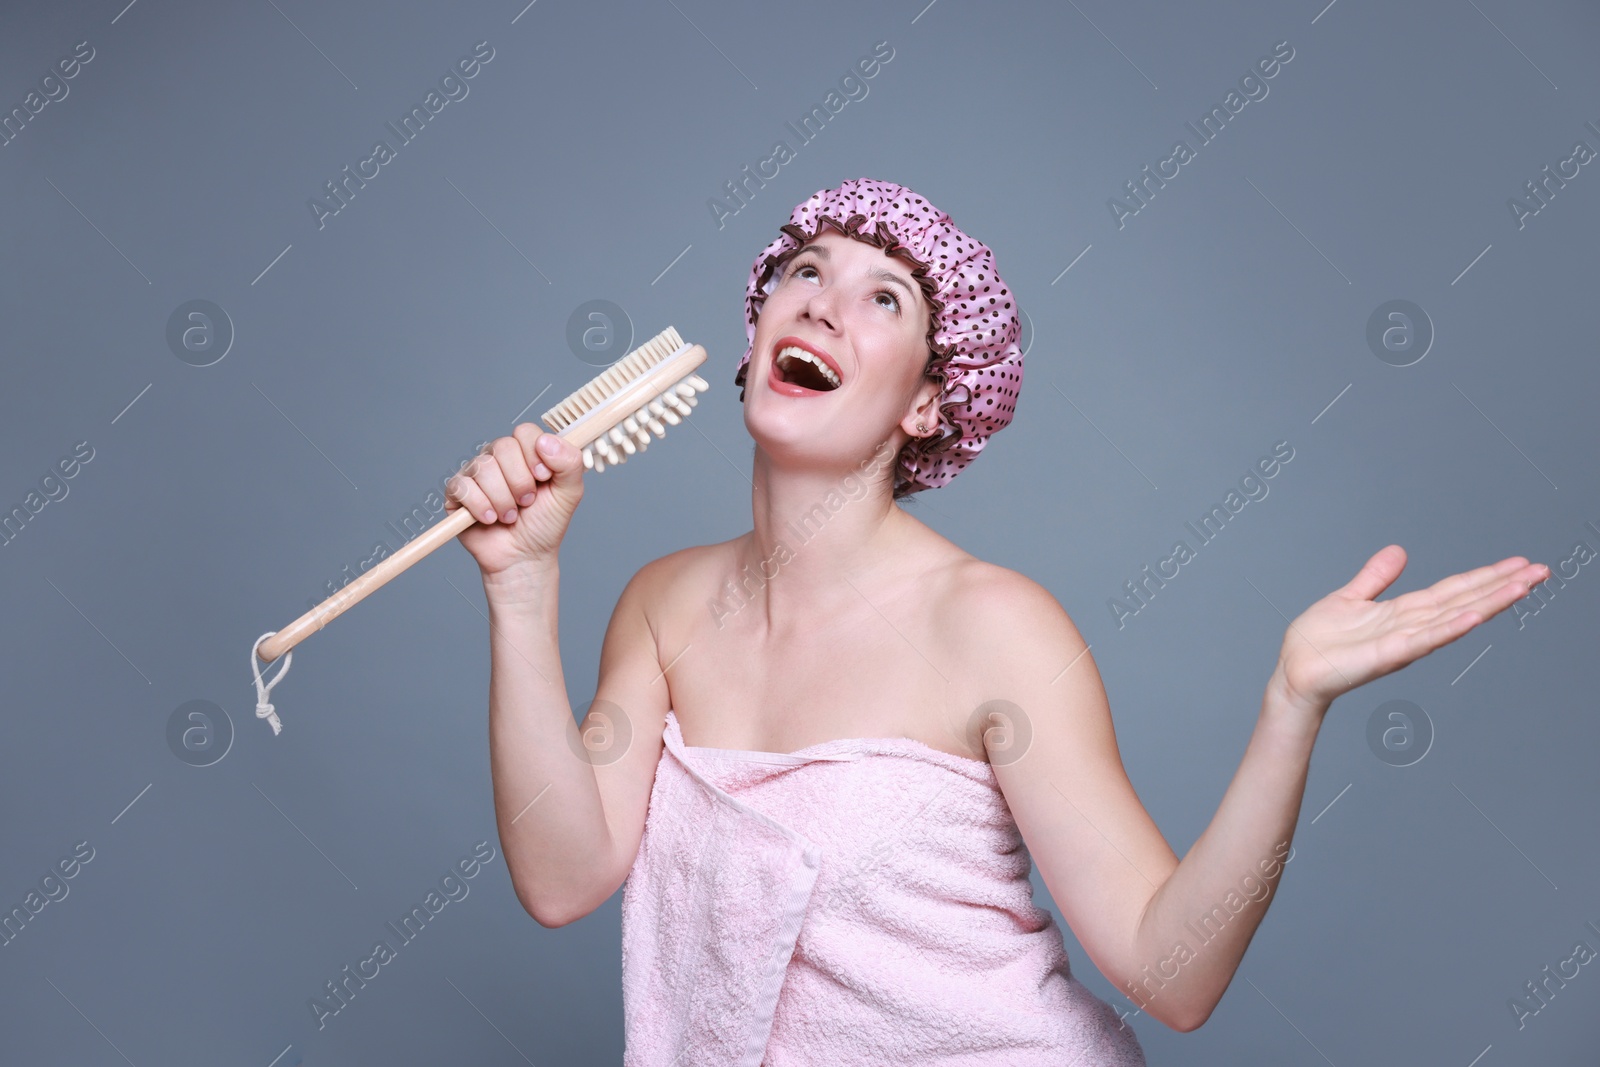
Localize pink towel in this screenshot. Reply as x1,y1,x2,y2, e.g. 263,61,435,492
620,710,1147,1066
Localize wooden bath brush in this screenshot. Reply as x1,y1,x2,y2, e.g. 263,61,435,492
248,326,709,733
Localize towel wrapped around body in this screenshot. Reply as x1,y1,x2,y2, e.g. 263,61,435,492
620,709,1147,1066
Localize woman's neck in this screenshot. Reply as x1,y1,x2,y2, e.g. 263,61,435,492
735,443,917,631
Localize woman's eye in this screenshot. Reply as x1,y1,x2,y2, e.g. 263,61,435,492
787,261,898,313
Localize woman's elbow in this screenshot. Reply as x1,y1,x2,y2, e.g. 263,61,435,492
515,884,588,928
1124,988,1216,1034
1162,999,1216,1034
516,878,615,928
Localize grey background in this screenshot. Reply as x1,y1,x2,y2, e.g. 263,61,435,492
2,0,1597,1063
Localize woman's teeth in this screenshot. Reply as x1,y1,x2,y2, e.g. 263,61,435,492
775,346,840,390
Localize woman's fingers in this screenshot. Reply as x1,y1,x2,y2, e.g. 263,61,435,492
1423,556,1532,611
447,450,513,523
468,448,518,522
445,466,497,524
1338,544,1408,602
443,429,579,526
491,436,538,509
512,423,553,488
1396,562,1547,641
1475,566,1548,616
1423,559,1545,619
1382,557,1538,627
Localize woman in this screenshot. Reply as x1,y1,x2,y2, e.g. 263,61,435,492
446,178,1548,1065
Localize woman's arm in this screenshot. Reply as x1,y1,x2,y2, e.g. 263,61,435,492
974,547,1547,1032
1112,666,1318,1032
486,558,674,928
448,425,674,929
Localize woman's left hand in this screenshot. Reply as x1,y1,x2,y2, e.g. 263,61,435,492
1272,545,1549,718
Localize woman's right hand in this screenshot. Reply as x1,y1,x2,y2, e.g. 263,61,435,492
446,424,585,580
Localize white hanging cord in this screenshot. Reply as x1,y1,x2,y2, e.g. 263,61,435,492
251,632,293,736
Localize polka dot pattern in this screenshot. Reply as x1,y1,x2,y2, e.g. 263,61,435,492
733,177,1024,498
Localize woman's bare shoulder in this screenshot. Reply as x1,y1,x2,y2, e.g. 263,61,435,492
627,536,743,616
889,521,1061,627
942,555,1084,643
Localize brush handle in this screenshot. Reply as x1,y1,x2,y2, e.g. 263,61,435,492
255,343,708,664
256,505,477,663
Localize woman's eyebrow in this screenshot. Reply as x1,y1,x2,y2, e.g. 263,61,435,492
867,266,918,306
794,243,920,307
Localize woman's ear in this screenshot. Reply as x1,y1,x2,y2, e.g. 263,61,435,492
903,373,943,437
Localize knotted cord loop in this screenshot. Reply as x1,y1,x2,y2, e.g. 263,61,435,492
251,632,292,735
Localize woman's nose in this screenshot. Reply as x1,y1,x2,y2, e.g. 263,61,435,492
802,284,841,329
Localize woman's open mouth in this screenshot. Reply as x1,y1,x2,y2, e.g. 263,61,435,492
767,337,843,396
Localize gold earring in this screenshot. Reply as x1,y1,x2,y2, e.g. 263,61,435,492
916,421,925,433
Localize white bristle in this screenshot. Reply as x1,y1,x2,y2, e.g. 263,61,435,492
534,326,709,476
539,327,685,429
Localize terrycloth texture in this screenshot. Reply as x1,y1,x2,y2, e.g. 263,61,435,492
733,177,1024,498
621,710,1147,1066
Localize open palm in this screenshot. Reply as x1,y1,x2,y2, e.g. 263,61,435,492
1275,545,1550,714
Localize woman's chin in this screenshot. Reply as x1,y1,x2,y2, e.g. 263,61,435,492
743,403,823,439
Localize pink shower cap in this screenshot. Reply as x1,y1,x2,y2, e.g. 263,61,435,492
734,177,1024,497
